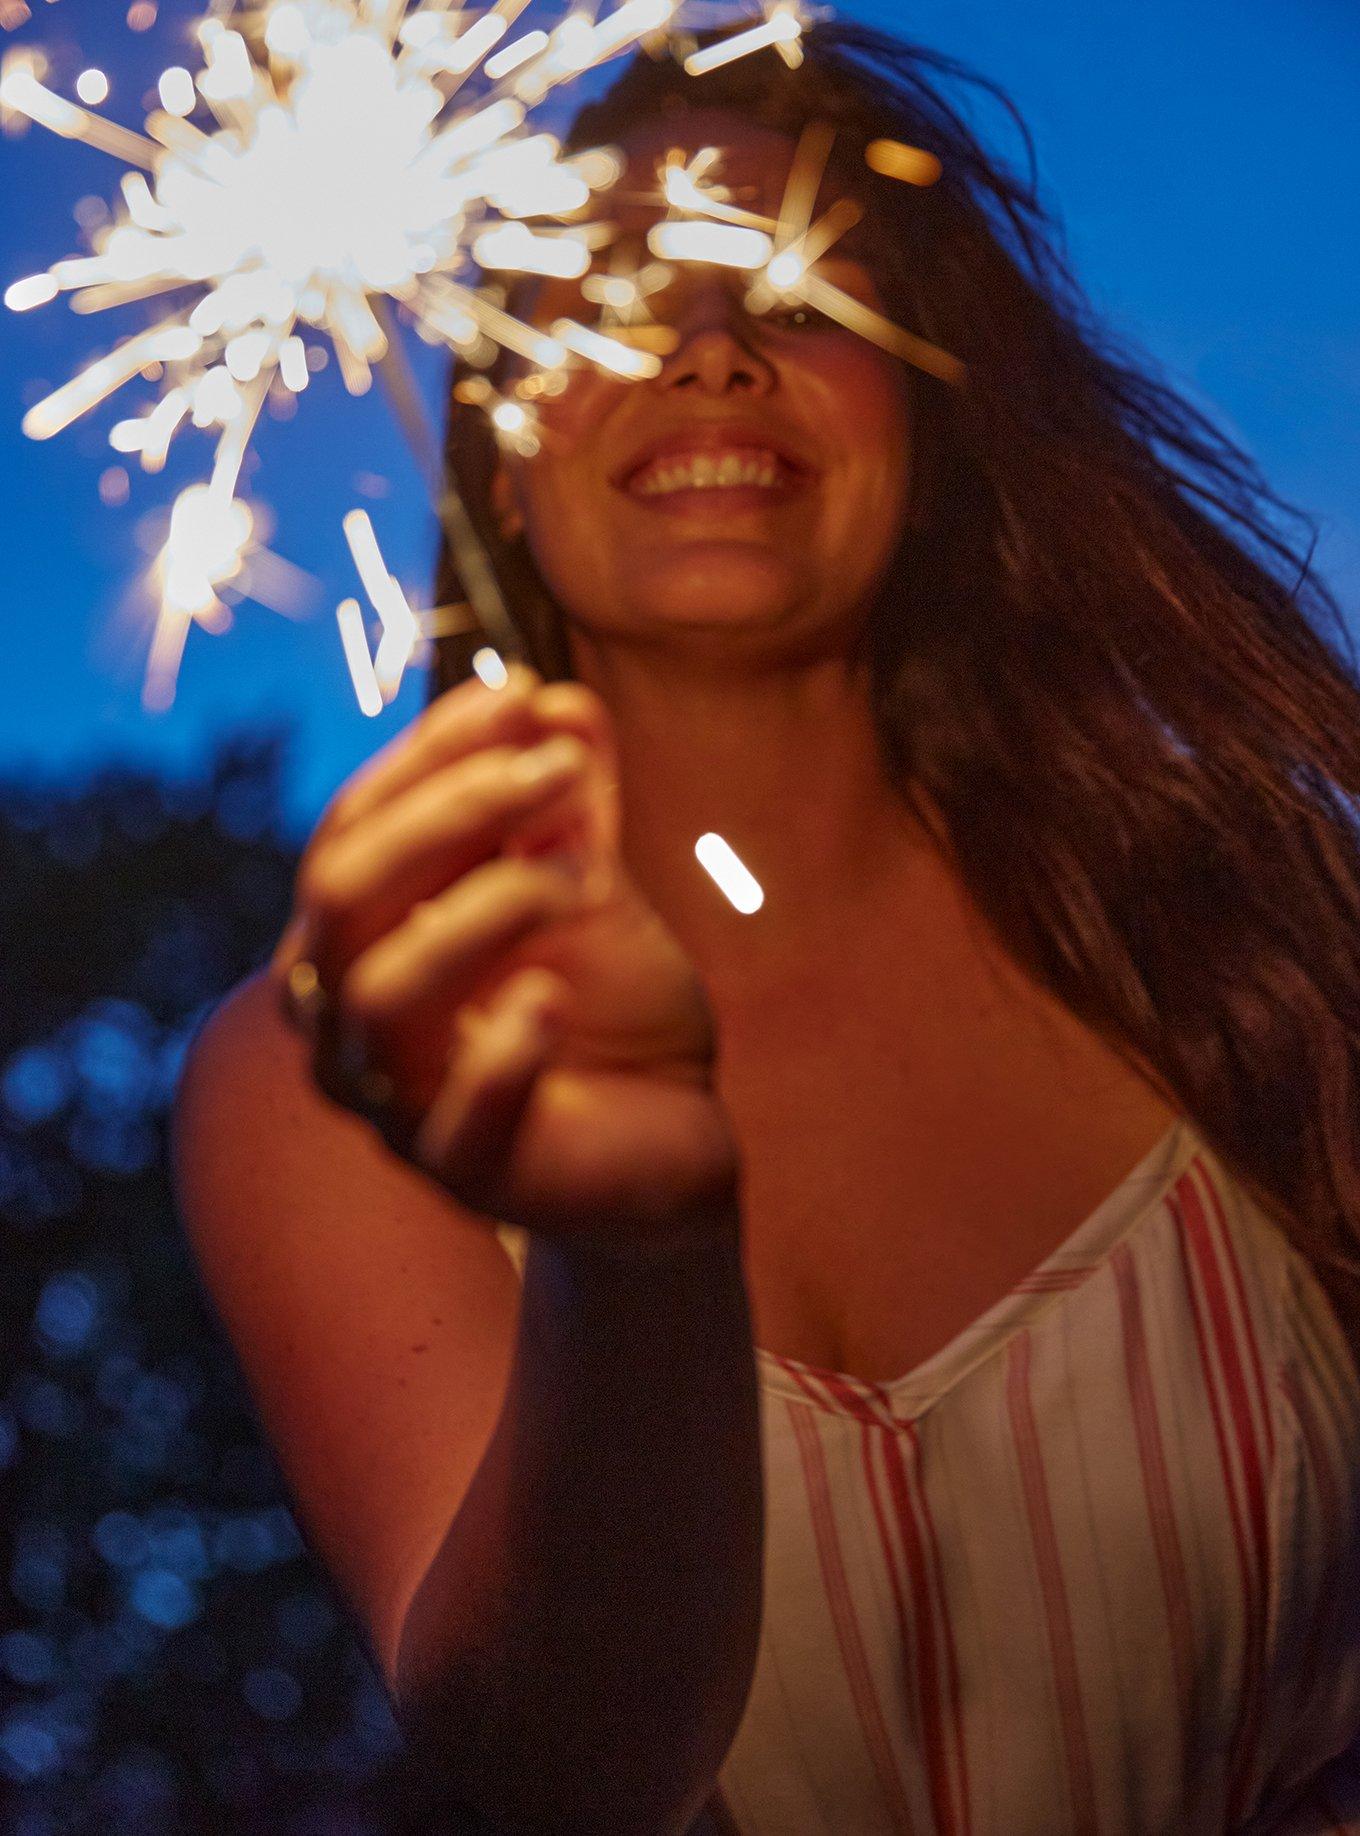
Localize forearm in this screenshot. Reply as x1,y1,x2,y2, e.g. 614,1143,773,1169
394,1206,764,1836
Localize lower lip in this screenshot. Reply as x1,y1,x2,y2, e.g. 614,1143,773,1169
620,478,808,516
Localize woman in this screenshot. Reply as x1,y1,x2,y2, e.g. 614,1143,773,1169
172,21,1360,1835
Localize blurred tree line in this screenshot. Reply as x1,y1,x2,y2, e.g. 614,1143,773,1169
0,737,437,1835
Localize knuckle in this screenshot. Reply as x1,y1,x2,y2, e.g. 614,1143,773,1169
295,851,350,923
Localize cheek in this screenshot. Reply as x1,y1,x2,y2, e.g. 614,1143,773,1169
813,350,912,522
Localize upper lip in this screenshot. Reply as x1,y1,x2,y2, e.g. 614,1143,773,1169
612,421,817,491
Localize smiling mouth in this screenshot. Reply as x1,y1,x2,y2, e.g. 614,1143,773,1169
621,445,806,504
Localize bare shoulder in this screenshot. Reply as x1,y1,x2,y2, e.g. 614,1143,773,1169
171,969,524,1696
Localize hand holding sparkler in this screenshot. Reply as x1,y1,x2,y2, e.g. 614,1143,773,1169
273,664,741,1243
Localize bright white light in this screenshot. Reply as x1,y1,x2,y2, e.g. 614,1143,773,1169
766,250,804,290
474,221,590,279
683,7,804,76
695,832,764,914
549,317,663,378
4,273,58,312
75,69,110,107
157,66,196,117
472,647,509,689
264,3,308,60
484,32,550,81
647,222,774,269
157,483,253,618
278,335,309,393
336,597,384,717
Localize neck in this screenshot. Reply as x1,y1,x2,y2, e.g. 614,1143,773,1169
566,633,951,1006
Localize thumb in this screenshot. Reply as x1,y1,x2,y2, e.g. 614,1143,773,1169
412,967,570,1212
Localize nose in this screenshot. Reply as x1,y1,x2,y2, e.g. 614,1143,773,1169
654,274,775,398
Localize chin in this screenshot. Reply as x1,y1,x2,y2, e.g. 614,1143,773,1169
625,546,802,628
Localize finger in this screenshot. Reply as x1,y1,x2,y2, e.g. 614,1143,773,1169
337,854,590,1064
300,734,594,981
317,660,546,845
412,967,569,1217
509,680,623,867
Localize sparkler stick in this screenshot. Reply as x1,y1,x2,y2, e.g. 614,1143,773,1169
370,293,526,667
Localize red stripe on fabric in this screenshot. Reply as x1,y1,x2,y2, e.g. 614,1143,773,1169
763,1351,888,1425
1111,1240,1197,1730
862,1416,931,1761
1014,1270,1096,1293
1167,1175,1262,1821
873,1422,965,1836
1174,1160,1270,1821
785,1396,919,1833
1199,1154,1276,1464
907,1420,973,1836
1005,1330,1098,1836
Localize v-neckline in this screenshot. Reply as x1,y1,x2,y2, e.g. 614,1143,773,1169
754,1114,1198,1419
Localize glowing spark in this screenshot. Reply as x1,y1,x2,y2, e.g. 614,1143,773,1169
483,30,549,80
647,221,773,268
472,646,510,689
661,149,776,231
4,273,58,311
23,320,202,439
278,334,309,392
695,832,764,914
491,399,528,434
683,3,804,76
75,70,110,108
142,481,260,709
796,269,965,382
474,220,591,278
157,66,196,117
549,317,663,377
337,597,385,716
865,138,942,187
0,66,159,166
343,508,422,699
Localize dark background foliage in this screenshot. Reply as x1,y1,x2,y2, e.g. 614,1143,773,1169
0,742,426,1836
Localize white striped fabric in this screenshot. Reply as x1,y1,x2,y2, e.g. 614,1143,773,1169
494,1116,1360,1833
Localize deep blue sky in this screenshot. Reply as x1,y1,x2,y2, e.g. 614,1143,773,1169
2,0,1356,841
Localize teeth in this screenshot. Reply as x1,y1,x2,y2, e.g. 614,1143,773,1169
634,448,788,497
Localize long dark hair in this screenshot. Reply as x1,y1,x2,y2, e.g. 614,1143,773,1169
431,21,1360,1349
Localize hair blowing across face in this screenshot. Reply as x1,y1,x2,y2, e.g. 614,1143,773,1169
431,21,1360,1364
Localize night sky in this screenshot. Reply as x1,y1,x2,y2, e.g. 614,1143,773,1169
2,0,1356,841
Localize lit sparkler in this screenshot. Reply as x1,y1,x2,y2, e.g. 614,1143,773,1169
3,0,963,721
4,0,815,705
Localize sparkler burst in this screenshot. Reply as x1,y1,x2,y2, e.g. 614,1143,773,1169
4,0,962,713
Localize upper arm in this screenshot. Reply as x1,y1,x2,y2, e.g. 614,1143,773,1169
170,970,523,1697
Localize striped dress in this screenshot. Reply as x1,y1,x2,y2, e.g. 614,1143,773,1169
494,1117,1360,1833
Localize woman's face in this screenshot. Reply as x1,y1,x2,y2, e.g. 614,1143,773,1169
492,109,913,664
